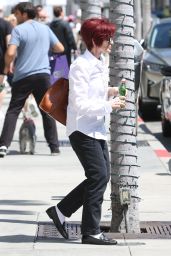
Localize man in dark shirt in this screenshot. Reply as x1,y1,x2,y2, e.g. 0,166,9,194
50,6,77,66
0,18,12,119
0,2,64,157
0,18,12,83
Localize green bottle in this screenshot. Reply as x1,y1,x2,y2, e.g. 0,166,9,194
119,79,126,96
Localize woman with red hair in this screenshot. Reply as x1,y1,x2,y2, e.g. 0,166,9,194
46,18,126,245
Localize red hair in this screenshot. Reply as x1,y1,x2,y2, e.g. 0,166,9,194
81,18,116,50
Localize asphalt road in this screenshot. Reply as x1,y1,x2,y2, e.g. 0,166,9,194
143,118,171,153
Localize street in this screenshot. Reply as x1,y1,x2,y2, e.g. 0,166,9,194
142,117,171,153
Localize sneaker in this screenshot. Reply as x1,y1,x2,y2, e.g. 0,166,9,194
0,146,7,158
51,148,60,156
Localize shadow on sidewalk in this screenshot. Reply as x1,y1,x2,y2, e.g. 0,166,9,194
0,210,36,215
0,235,35,243
0,219,36,225
0,200,48,206
156,173,171,176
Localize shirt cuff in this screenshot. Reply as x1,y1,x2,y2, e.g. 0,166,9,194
104,101,112,114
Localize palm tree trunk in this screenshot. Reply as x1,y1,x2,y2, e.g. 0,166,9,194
109,0,140,233
80,0,102,20
80,0,102,52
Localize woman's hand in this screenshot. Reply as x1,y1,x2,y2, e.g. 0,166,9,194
110,96,126,110
108,87,119,97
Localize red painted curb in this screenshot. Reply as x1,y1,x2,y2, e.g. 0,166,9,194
154,149,171,158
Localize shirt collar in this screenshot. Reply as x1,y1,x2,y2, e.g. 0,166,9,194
84,49,105,69
53,17,62,21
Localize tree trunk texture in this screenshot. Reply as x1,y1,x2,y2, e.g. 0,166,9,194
80,0,102,52
109,0,140,233
80,0,102,21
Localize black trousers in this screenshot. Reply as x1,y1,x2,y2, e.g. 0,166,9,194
0,73,59,150
57,131,110,236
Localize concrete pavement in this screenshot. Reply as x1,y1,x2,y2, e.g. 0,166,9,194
0,92,171,255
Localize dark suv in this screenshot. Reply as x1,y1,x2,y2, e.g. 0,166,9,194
139,18,171,118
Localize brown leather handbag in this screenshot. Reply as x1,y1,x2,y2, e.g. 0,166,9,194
39,78,69,126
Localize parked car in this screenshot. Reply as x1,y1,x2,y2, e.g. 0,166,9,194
139,18,171,118
160,66,171,137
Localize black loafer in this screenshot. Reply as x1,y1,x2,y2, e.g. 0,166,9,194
82,233,117,245
46,206,68,239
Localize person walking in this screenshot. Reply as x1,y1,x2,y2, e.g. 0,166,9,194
49,5,77,67
0,2,64,157
0,16,12,120
46,18,126,245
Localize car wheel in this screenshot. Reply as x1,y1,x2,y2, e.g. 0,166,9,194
138,97,148,119
138,97,158,120
161,116,171,137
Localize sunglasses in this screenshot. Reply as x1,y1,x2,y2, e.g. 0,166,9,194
107,38,114,45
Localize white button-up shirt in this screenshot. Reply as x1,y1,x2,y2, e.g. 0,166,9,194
66,49,112,140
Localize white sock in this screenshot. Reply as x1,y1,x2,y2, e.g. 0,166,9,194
90,233,102,239
55,206,65,224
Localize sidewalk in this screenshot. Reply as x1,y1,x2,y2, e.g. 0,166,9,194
0,92,171,255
